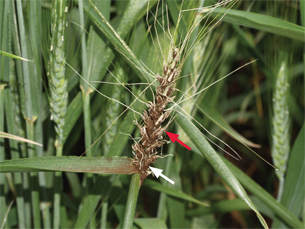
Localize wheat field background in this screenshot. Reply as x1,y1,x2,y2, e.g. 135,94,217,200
0,0,304,228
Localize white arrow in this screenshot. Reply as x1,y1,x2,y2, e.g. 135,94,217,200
149,166,175,185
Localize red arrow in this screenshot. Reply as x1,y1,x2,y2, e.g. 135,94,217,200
165,131,191,150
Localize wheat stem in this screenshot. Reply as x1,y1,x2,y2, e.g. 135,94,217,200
15,0,43,227
0,86,7,228
7,46,26,229
10,1,32,226
122,173,141,229
78,0,92,151
49,0,68,227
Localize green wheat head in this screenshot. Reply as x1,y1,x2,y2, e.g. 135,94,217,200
49,0,68,144
271,60,291,192
103,73,122,155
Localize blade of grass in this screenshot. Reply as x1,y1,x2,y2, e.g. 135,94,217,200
143,179,208,207
74,175,113,228
5,108,26,227
71,93,142,228
167,183,185,228
0,2,9,222
161,143,185,228
3,2,26,228
122,173,141,229
101,82,123,157
199,104,260,148
134,218,167,229
175,107,269,229
59,206,68,228
4,59,26,228
0,0,3,47
83,0,155,85
78,2,96,213
78,0,93,161
219,155,304,229
80,0,153,90
10,4,32,227
29,5,49,217
0,156,138,174
186,198,250,216
101,201,108,229
107,98,143,157
301,0,305,27
300,2,305,224
231,24,270,77
65,172,81,201
0,7,7,223
210,8,305,42
9,0,25,124
157,144,175,221
111,185,129,222
16,0,38,121
0,200,14,229
63,0,156,146
63,93,82,144
0,131,42,146
117,0,158,40
0,51,30,61
16,0,41,227
28,0,41,84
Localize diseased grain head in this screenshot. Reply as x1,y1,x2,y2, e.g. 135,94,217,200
132,46,181,183
131,0,235,183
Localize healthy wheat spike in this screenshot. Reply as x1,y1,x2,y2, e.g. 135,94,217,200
49,0,68,145
49,1,68,228
271,61,291,200
103,67,123,156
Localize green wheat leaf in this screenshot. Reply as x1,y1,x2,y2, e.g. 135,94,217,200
222,155,304,229
175,107,269,229
82,0,155,84
199,104,260,148
186,199,249,216
0,131,42,146
0,156,138,174
281,124,304,215
143,179,209,206
134,218,167,229
210,8,305,42
0,50,30,61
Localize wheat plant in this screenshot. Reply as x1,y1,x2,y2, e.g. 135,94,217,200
0,1,304,229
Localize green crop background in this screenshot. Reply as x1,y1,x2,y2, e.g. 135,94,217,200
0,0,304,228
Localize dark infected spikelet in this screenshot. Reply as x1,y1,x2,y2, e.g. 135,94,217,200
132,47,180,183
